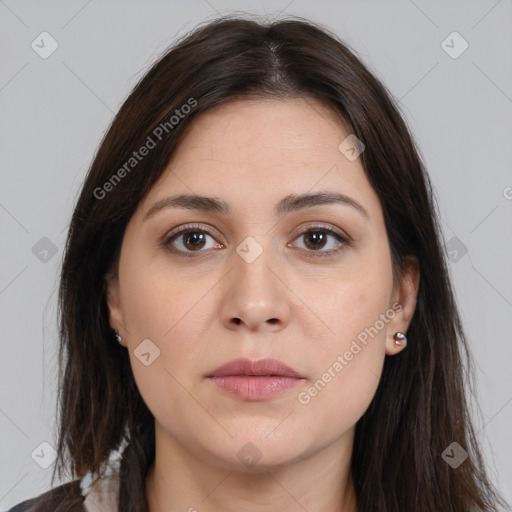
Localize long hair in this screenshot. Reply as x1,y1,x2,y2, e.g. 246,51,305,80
42,14,509,511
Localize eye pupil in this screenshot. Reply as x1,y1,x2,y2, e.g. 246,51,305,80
304,231,327,250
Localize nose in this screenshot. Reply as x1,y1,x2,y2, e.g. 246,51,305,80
219,241,291,333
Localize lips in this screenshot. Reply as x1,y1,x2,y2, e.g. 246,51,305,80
206,358,304,401
207,357,303,378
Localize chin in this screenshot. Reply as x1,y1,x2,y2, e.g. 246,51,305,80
204,434,312,473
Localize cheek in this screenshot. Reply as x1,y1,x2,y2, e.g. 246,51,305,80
296,350,382,445
119,250,193,340
117,253,213,407
322,253,394,355
298,249,393,421
296,289,391,439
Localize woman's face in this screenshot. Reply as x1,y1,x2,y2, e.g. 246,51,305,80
106,97,419,471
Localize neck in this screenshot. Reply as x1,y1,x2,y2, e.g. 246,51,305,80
145,422,358,512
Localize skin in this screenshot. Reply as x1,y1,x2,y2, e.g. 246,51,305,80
106,97,420,511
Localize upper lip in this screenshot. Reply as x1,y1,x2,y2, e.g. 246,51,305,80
207,358,303,378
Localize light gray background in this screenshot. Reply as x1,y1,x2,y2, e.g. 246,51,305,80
1,0,511,508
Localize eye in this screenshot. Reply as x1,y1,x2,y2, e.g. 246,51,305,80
162,223,350,259
163,224,223,257
290,225,349,258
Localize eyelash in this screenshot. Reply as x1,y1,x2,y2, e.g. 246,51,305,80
161,223,350,259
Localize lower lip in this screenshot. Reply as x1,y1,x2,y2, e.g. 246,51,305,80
208,376,302,401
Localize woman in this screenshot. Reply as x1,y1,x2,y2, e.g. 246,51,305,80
8,14,509,512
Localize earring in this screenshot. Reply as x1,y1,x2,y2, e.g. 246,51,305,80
393,332,407,348
114,329,123,345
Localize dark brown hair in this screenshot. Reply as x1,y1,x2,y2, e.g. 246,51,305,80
36,14,509,512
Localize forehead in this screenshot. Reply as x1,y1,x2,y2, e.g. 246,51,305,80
140,97,380,220
172,97,350,167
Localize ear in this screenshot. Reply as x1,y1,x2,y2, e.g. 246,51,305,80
385,255,420,356
105,269,126,346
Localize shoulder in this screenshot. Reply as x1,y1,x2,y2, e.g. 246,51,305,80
6,479,86,512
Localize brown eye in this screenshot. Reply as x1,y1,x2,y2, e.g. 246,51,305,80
164,227,222,255
181,231,208,251
290,227,349,258
302,231,328,250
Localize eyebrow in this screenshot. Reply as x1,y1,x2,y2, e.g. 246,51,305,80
144,191,369,220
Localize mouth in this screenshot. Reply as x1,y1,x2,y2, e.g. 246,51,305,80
207,357,303,379
206,358,304,401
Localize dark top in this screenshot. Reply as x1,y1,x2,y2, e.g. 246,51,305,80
7,479,87,512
